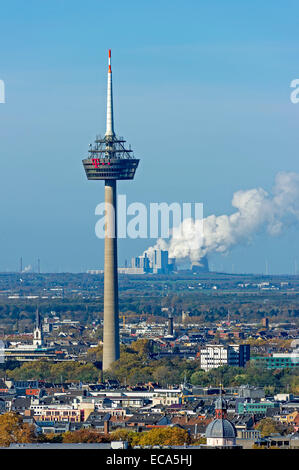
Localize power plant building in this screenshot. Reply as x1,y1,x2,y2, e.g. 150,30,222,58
118,249,176,275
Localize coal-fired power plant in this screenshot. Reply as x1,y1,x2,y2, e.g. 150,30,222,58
83,50,139,371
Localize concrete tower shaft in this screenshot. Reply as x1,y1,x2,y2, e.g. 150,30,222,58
103,179,120,369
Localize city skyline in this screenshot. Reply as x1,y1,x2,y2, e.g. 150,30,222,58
1,1,299,456
0,1,299,273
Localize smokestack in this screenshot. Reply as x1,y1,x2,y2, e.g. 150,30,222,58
167,313,174,336
104,418,110,434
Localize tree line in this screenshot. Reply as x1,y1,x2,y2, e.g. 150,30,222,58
1,339,298,394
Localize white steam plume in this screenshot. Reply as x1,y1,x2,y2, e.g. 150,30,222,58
144,172,299,263
22,265,32,273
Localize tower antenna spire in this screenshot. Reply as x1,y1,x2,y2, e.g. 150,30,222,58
105,49,115,137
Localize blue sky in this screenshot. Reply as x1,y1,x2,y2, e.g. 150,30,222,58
0,0,299,273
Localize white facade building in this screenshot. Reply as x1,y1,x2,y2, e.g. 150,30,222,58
200,344,250,371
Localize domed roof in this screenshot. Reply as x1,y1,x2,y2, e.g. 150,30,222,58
205,418,236,439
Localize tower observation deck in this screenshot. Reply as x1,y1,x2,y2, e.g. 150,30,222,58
82,50,139,371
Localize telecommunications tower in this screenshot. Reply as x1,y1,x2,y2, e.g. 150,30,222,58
83,50,139,371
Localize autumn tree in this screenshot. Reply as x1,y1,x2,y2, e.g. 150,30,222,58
86,344,103,362
135,427,190,447
191,436,207,445
255,418,283,437
8,360,100,383
152,365,180,386
110,428,136,445
0,412,36,447
37,432,62,443
190,370,210,386
62,429,110,443
130,339,153,357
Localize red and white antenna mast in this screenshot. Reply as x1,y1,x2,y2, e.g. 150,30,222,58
105,49,115,137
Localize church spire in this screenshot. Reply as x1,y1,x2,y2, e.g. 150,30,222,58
215,384,227,419
33,307,43,347
35,307,41,329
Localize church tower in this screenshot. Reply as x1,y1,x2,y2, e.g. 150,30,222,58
205,387,238,448
33,308,43,347
214,391,227,419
